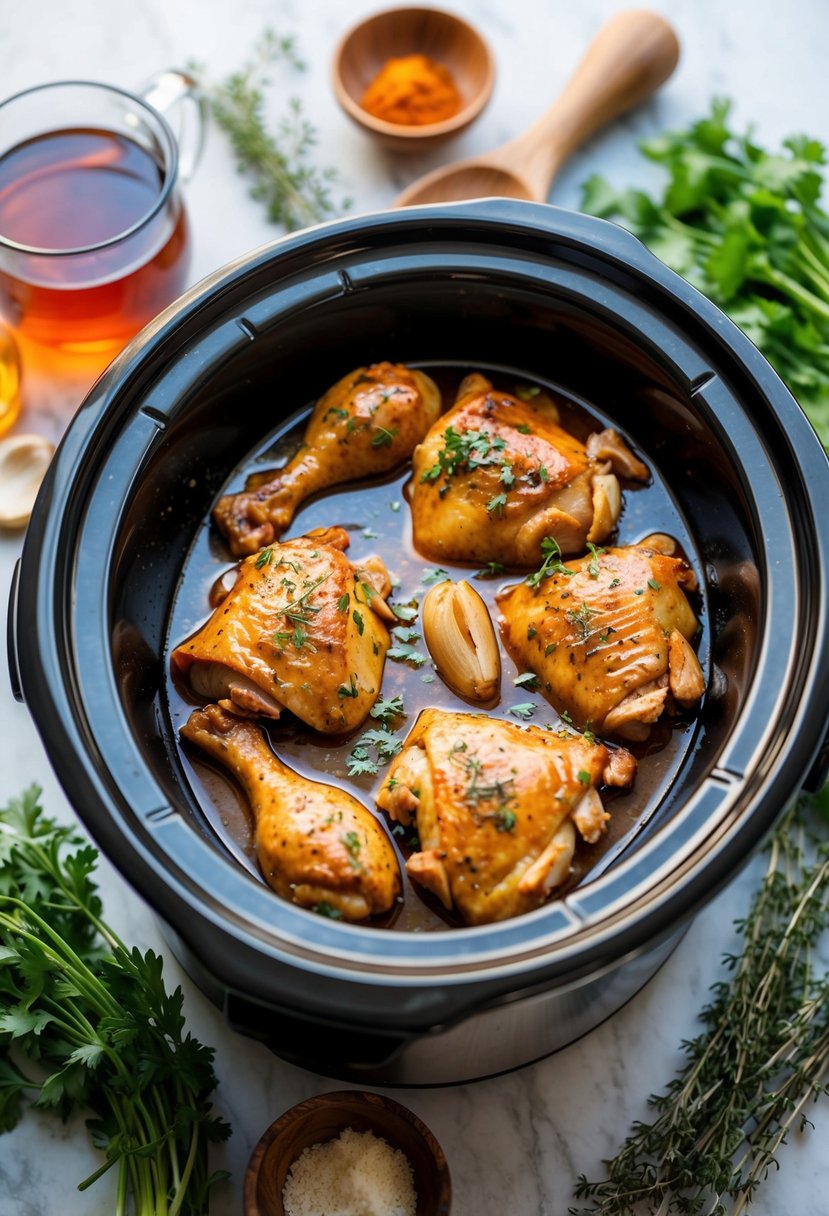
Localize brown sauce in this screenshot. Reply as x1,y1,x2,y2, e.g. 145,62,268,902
164,363,707,932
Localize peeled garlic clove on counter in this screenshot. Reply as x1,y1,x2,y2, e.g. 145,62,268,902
0,434,54,529
422,578,501,702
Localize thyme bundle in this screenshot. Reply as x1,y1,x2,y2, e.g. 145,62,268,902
572,793,829,1215
198,30,349,232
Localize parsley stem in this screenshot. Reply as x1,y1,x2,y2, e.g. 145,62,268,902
765,265,829,322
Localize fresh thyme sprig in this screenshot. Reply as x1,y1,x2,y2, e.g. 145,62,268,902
197,29,349,231
572,794,829,1216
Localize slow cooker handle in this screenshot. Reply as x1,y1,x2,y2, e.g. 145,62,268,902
7,558,23,704
225,990,417,1072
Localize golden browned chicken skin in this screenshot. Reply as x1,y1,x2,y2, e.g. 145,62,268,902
214,362,442,555
182,705,401,921
171,527,394,734
497,537,705,741
409,374,648,566
376,708,636,925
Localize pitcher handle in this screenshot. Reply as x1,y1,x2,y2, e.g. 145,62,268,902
141,69,207,183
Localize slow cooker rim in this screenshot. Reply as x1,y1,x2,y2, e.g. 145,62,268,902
12,199,829,999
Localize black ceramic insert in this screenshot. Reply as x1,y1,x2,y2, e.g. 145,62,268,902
10,201,829,1079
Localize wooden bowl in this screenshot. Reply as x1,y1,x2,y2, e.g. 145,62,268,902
245,1090,451,1215
332,6,494,152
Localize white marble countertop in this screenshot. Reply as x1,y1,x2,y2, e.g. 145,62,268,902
1,0,827,1212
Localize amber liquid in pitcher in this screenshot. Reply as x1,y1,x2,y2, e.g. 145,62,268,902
0,127,190,359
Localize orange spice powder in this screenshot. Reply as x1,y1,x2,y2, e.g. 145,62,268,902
360,54,463,126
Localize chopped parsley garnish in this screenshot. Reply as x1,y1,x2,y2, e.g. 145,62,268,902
475,561,506,579
352,609,364,635
545,642,557,656
390,500,401,512
338,675,359,699
341,831,363,870
648,578,662,591
420,426,507,485
347,728,403,777
391,624,420,644
324,406,349,421
390,601,418,622
388,642,428,667
370,694,405,727
313,901,343,919
486,492,507,516
516,423,533,433
354,580,377,604
528,536,575,589
255,547,275,568
291,624,315,652
362,527,379,540
509,702,537,720
337,593,349,612
500,462,515,487
577,770,591,786
586,542,605,578
527,625,537,639
421,568,449,585
371,425,398,447
514,672,540,691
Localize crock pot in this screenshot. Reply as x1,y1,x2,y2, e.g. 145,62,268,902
9,201,829,1085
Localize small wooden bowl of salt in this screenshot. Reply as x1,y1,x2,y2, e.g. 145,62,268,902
245,1090,452,1216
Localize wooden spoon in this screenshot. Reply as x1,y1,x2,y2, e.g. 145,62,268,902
395,9,679,207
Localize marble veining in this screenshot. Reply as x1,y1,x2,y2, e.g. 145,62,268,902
0,0,827,1212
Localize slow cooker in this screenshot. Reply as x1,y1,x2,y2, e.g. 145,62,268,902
9,201,829,1084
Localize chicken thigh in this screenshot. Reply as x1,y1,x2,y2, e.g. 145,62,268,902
182,705,400,921
409,374,648,566
497,537,705,741
214,362,442,555
376,708,636,925
171,527,394,734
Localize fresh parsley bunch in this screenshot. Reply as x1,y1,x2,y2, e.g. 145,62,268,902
0,787,230,1215
582,99,829,446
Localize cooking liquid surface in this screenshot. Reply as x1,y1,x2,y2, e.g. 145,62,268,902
0,128,163,249
165,364,708,932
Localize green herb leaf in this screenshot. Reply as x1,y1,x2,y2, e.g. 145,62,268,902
508,702,537,720
421,568,449,585
388,643,428,667
514,672,540,691
475,561,506,579
528,536,574,589
199,30,349,231
371,425,398,447
369,694,405,728
390,602,418,622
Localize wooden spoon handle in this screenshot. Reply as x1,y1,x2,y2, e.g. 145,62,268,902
501,10,679,201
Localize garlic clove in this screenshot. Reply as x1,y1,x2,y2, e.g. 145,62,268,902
422,578,501,702
0,433,55,530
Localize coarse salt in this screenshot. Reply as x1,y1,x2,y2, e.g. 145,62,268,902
282,1125,417,1216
